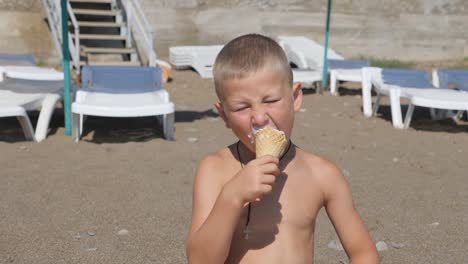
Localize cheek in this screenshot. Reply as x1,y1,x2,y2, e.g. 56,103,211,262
226,113,253,138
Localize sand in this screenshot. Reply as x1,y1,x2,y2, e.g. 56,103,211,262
1,69,467,263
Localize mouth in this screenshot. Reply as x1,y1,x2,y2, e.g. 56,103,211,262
247,124,281,144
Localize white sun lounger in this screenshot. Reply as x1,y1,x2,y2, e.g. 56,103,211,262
71,65,175,141
0,54,64,142
277,36,344,69
169,45,223,78
362,67,468,129
278,36,369,93
432,68,468,120
0,79,63,142
328,59,370,96
0,66,63,81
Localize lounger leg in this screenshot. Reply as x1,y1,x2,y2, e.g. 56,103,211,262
163,113,175,141
16,111,35,141
372,93,381,116
72,112,81,142
330,70,339,96
404,103,415,129
361,69,373,117
389,89,404,129
34,94,60,142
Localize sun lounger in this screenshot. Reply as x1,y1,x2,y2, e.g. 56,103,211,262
277,36,368,93
0,54,64,142
362,67,468,129
169,45,223,78
277,36,344,69
432,68,468,92
432,68,468,120
71,65,175,141
329,59,370,95
0,79,63,142
0,53,35,66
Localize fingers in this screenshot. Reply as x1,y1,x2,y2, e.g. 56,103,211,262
259,184,273,195
255,155,279,165
261,163,280,176
261,174,276,185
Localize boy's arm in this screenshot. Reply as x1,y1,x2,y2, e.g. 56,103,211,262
186,155,243,264
322,163,380,264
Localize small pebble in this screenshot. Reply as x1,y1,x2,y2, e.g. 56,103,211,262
429,222,439,227
342,169,351,177
299,108,307,113
87,231,95,236
390,242,405,249
118,229,129,236
376,241,389,251
187,137,198,143
392,157,399,162
327,240,344,251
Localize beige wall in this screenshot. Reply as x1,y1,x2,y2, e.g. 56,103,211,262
0,0,57,64
1,0,467,63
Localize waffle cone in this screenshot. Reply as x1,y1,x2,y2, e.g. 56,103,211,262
255,127,288,158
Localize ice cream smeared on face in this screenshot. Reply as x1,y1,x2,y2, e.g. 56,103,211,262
253,126,288,158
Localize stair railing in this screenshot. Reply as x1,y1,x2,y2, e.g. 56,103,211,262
121,0,157,66
41,0,62,58
67,1,81,74
41,0,81,75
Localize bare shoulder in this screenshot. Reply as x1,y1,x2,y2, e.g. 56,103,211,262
195,143,238,186
293,147,346,195
294,147,343,179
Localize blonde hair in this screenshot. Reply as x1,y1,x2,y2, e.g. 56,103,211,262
213,34,293,100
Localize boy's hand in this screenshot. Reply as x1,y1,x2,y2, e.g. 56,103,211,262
222,155,280,206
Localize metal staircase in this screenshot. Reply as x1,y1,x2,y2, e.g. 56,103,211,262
42,0,157,75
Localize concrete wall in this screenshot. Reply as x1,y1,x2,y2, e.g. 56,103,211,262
144,0,468,61
1,0,467,63
0,0,58,63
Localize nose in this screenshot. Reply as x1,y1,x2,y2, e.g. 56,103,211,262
251,106,269,127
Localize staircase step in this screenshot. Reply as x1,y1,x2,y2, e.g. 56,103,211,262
73,8,119,16
80,61,141,66
82,47,136,54
70,0,112,3
72,21,123,28
71,34,126,40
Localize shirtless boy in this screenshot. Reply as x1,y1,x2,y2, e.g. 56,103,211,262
186,33,379,264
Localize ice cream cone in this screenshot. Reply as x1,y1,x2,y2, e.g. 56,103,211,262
255,126,288,158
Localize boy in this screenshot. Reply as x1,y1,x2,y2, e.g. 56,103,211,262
186,34,379,264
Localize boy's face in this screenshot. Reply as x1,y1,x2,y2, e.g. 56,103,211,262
214,68,302,153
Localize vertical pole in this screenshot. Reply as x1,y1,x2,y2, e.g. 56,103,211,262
61,0,72,136
321,0,332,94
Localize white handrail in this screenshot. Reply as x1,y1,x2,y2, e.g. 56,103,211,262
41,0,62,58
121,0,157,66
67,1,80,74
42,0,81,74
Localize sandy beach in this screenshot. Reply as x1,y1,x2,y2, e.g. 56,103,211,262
1,69,467,263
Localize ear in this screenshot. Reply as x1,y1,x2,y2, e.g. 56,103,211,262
292,82,303,112
214,101,231,128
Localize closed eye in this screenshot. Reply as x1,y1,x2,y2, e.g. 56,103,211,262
233,106,249,112
264,99,280,104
